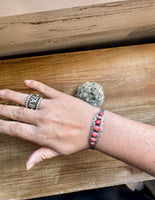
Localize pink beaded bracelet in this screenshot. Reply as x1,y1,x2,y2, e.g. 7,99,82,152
89,109,104,150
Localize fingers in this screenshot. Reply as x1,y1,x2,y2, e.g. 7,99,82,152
26,147,60,170
0,119,37,143
0,89,28,106
0,104,37,124
24,80,62,99
0,89,45,109
0,79,62,110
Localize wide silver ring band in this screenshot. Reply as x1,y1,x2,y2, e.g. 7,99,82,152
25,94,42,110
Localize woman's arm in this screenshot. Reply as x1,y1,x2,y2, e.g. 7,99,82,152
0,80,154,175
96,110,155,176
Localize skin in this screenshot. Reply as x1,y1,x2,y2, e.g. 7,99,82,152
0,80,154,176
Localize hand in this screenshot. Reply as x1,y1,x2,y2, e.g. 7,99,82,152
0,80,99,170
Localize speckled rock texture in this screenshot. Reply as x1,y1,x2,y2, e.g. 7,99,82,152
75,82,104,107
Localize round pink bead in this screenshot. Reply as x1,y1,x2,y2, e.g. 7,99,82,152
91,137,97,142
95,120,101,125
90,142,95,146
94,125,100,132
91,132,97,137
97,116,102,120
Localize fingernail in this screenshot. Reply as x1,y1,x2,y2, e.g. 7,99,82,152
25,80,32,85
26,162,35,171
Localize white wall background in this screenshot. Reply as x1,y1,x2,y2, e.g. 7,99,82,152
0,0,124,17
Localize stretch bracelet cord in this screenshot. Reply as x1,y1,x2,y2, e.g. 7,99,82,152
89,109,104,150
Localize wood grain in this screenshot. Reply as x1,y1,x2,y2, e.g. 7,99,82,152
0,43,155,199
0,0,155,57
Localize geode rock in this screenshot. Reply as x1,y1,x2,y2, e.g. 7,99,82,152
75,82,104,107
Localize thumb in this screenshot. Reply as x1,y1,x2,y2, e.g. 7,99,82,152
26,147,60,170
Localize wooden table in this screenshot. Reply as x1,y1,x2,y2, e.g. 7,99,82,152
0,43,154,200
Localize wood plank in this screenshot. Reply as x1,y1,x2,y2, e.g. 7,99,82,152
0,0,155,57
0,43,154,200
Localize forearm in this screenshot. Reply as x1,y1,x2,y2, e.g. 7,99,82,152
95,110,155,176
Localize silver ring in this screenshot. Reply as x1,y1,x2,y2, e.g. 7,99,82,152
25,94,42,110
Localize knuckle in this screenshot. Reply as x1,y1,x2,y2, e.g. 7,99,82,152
4,89,13,97
12,107,25,120
9,123,21,136
36,82,43,90
37,82,51,93
37,82,42,88
43,85,51,93
37,111,51,124
37,113,45,123
54,131,63,140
